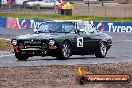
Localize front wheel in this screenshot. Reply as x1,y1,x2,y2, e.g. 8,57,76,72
95,41,107,58
57,41,71,60
15,53,29,61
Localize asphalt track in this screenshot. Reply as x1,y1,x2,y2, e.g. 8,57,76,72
0,28,132,67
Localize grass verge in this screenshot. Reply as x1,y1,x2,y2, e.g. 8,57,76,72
0,39,11,51
0,13,132,22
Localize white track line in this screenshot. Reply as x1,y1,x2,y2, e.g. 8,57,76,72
0,38,11,41
0,54,14,58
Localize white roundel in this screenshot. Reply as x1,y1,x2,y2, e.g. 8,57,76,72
21,19,28,29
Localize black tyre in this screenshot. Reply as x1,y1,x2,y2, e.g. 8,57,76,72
95,41,107,58
57,41,71,60
15,53,29,61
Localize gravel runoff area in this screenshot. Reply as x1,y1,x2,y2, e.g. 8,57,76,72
0,62,132,88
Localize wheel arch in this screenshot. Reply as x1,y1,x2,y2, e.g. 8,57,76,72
100,40,108,50
62,39,73,54
56,39,72,59
63,39,72,47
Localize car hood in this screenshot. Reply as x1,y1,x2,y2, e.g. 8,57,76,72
15,33,68,40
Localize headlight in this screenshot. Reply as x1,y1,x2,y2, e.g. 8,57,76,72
49,40,55,45
12,40,17,45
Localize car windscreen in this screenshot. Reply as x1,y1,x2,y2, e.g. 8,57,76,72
37,22,75,33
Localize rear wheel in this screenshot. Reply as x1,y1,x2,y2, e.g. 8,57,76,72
57,41,71,60
15,53,29,61
95,41,107,58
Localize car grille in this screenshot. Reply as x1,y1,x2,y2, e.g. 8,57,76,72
24,40,41,46
19,40,47,49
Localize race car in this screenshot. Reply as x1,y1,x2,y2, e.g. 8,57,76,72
11,21,112,60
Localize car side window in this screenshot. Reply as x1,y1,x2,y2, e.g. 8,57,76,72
40,24,49,32
62,24,75,32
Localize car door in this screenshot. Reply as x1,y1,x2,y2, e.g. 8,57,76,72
75,32,99,54
72,22,100,54
84,22,101,53
71,22,91,54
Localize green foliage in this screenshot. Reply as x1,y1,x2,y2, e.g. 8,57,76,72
0,13,132,22
0,39,8,50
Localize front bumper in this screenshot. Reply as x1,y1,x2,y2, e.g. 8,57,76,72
12,39,61,56
21,48,47,56
13,45,58,56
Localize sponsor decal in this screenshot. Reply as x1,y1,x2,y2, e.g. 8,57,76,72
6,17,20,29
0,17,6,28
30,20,46,30
77,37,83,47
93,22,132,32
18,19,50,29
76,66,131,84
108,23,132,32
20,19,28,29
3,17,132,32
6,18,51,29
96,22,105,32
4,17,53,29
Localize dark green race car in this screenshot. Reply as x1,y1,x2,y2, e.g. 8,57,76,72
11,21,112,60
